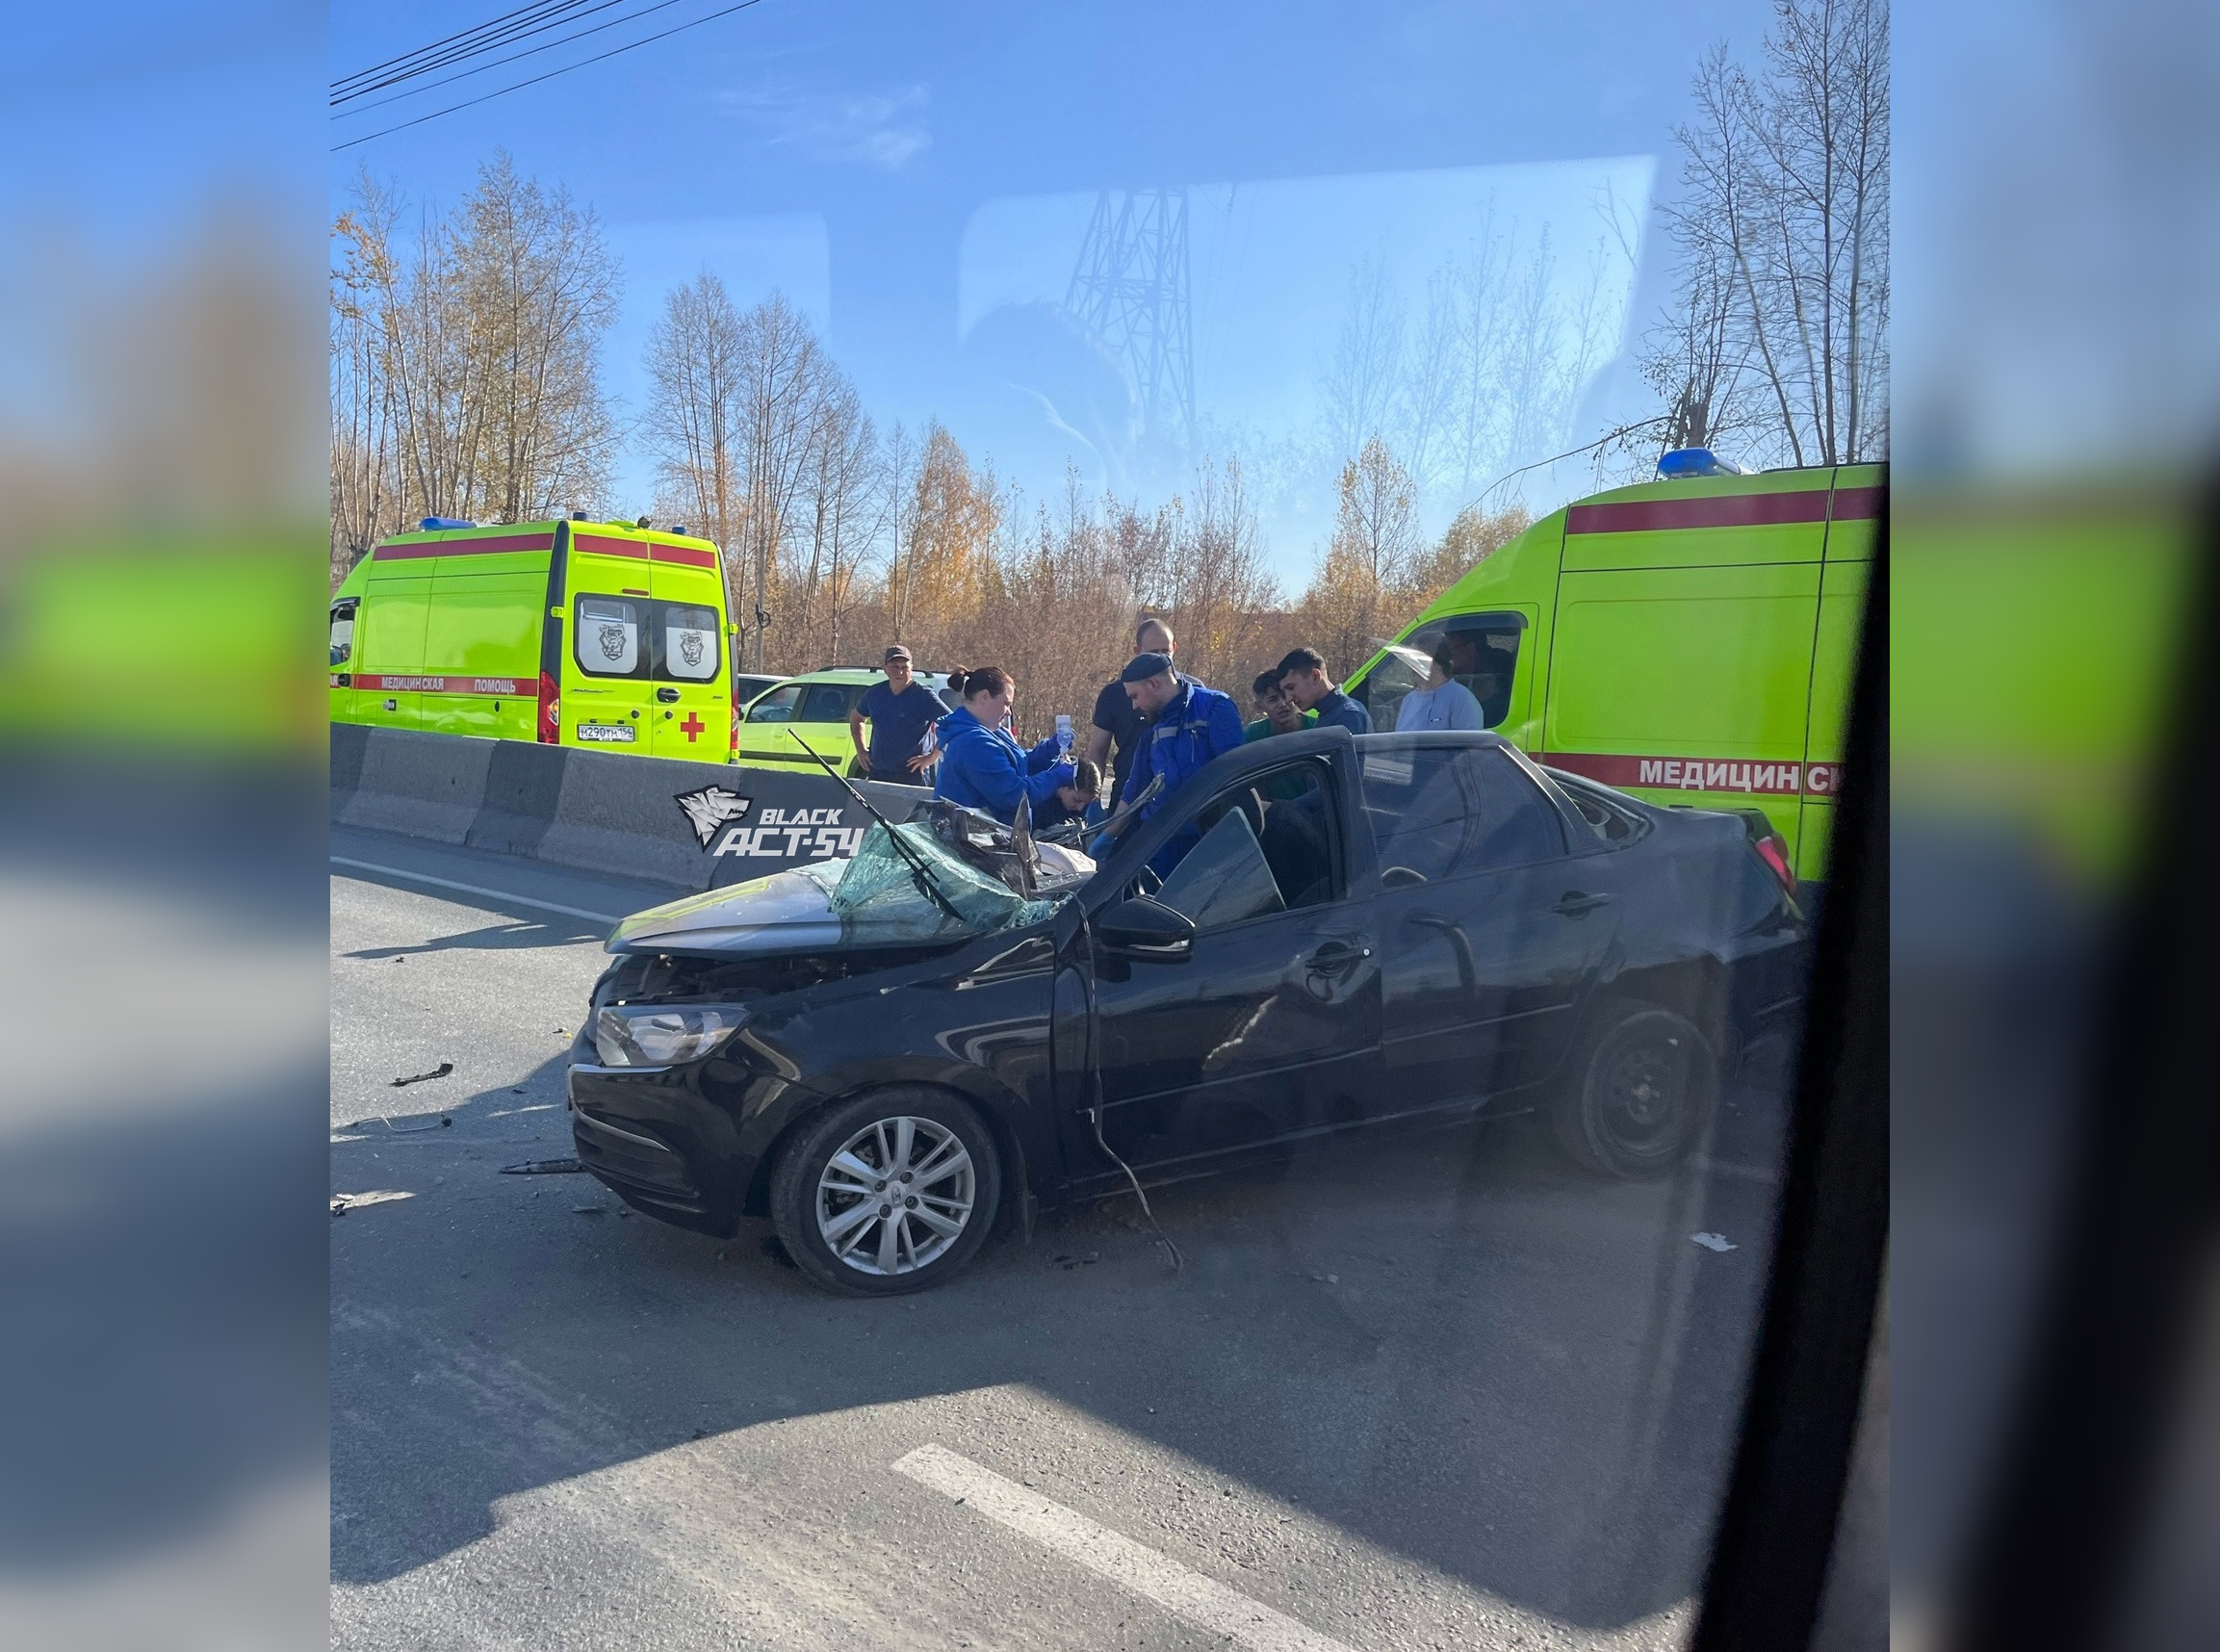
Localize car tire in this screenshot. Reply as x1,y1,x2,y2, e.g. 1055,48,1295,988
769,1088,1001,1296
1552,1001,1717,1179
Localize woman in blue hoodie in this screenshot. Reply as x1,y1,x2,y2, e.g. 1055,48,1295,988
932,666,1087,825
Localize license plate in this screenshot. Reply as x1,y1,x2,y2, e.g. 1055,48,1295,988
577,722,637,744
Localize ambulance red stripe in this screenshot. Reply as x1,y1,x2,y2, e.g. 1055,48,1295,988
371,532,554,561
345,674,528,695
573,533,718,568
572,533,647,559
1566,492,1833,534
1565,484,1881,535
1826,485,1883,522
1540,750,1844,798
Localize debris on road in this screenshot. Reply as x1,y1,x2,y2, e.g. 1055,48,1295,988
390,1062,453,1088
1691,1231,1739,1252
1309,1272,1340,1284
572,1204,607,1215
502,1157,584,1176
332,1190,415,1218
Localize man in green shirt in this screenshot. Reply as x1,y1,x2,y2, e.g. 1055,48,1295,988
1245,669,1316,742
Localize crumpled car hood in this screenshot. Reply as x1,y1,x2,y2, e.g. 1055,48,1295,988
606,830,1095,959
606,868,849,957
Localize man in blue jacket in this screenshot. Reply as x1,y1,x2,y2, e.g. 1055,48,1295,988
1115,652,1247,874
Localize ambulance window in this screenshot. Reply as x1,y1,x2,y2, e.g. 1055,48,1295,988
574,596,644,678
1357,617,1523,731
329,601,356,666
656,603,721,682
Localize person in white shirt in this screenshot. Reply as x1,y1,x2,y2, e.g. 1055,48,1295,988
1394,640,1485,732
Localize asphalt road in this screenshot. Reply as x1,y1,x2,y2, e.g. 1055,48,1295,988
330,824,1796,1651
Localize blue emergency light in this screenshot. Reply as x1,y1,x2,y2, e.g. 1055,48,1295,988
1656,449,1745,479
419,516,476,530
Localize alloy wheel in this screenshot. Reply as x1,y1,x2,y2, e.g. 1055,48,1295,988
814,1115,977,1277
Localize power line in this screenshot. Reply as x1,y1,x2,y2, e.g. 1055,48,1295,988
333,0,693,116
332,1,595,98
336,3,615,105
329,0,767,152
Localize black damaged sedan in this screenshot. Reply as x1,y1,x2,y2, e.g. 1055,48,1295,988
568,728,1808,1295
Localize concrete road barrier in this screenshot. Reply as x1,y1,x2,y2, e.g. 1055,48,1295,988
330,726,930,891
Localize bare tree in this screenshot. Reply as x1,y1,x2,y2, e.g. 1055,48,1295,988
730,293,831,669
792,379,884,665
641,273,746,596
1654,1,1890,466
330,194,397,578
328,155,619,568
459,153,620,523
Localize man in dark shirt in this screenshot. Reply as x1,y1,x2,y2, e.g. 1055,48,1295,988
849,645,941,784
1278,646,1373,736
1084,616,1178,809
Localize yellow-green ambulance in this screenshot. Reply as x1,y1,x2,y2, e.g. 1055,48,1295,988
1347,458,1879,884
329,517,737,761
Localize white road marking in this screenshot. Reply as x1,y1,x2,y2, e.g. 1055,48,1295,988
893,1444,1355,1652
329,857,620,925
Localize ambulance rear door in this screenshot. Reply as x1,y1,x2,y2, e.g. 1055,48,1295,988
563,529,656,752
647,541,728,761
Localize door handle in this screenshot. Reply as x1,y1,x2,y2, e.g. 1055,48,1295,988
1305,940,1372,972
656,686,681,704
1554,891,1613,916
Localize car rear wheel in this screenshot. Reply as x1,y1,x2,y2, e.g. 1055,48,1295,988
769,1088,1001,1296
1552,1002,1717,1178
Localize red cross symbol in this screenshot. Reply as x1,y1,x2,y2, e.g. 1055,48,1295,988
680,711,705,742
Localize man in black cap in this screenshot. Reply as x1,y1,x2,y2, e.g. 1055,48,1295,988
849,645,940,784
1113,650,1245,874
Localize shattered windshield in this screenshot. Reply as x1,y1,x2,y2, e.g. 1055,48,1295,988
796,821,1071,942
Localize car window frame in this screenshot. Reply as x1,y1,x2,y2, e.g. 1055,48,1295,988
1357,736,1580,887
795,682,861,725
745,684,801,724
1080,726,1378,922
1141,756,1346,934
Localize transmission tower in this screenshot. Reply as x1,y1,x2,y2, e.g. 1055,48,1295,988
1063,188,1198,453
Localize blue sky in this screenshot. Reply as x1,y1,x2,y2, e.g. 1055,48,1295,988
323,0,1779,575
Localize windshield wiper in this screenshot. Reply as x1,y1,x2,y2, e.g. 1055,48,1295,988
792,736,971,927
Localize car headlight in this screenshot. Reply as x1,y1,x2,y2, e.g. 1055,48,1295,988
591,1003,749,1067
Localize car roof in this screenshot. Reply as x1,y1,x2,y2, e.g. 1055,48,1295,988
762,667,955,687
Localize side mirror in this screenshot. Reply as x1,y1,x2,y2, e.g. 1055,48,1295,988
1095,895,1195,958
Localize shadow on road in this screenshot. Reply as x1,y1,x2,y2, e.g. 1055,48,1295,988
330,1044,1794,1633
343,913,610,960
